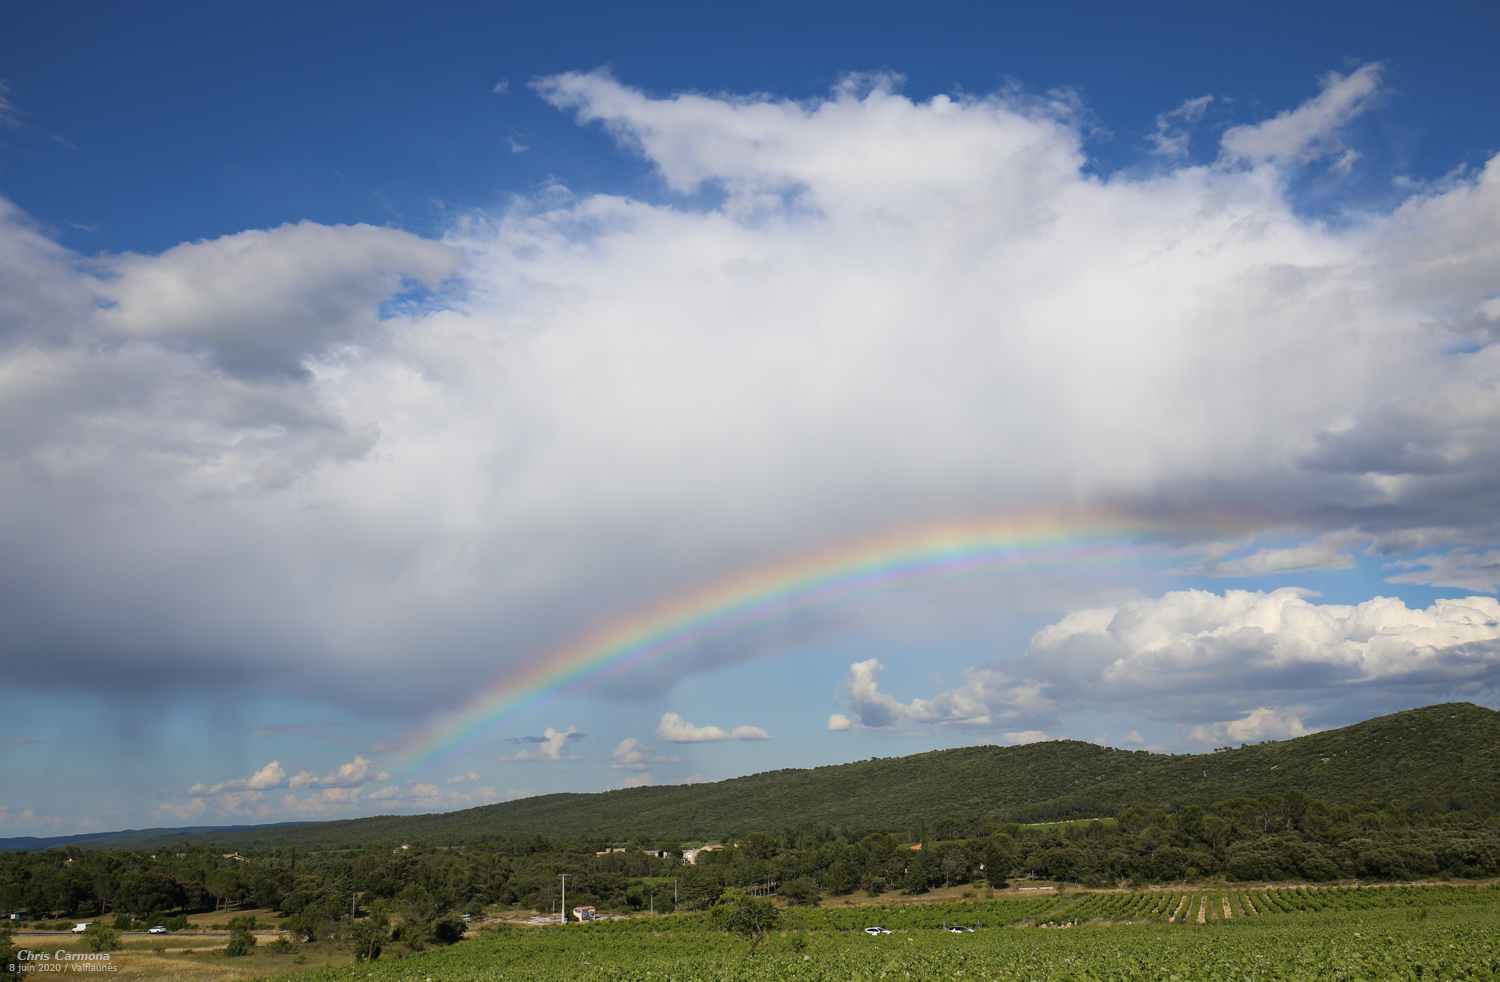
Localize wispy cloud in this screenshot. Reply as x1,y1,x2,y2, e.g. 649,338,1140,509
1387,549,1500,592
1176,532,1366,577
0,80,19,128
1220,64,1383,165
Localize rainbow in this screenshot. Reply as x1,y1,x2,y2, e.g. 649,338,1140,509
396,511,1208,778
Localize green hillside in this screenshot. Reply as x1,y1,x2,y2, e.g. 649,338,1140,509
136,702,1498,850
1024,701,1500,818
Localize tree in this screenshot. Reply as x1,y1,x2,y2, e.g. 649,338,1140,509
940,847,970,888
205,869,242,912
709,889,780,952
92,875,119,915
0,925,20,976
775,879,819,906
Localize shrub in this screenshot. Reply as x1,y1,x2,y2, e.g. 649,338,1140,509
82,924,123,953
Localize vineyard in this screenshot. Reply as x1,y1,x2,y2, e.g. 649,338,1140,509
257,884,1500,982
1032,882,1495,926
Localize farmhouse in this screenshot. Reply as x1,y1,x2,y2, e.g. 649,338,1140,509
683,844,725,864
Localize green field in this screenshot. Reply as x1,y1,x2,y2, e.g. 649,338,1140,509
255,884,1500,982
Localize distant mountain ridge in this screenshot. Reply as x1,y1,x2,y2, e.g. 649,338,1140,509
0,822,312,853
14,702,1498,852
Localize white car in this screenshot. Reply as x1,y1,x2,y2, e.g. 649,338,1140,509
147,926,167,934
71,923,90,934
864,926,891,935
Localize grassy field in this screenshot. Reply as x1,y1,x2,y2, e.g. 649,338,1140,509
235,883,1500,982
9,911,348,982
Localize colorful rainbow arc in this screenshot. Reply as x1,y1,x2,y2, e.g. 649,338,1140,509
395,512,1185,779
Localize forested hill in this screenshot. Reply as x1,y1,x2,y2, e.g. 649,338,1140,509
113,702,1500,850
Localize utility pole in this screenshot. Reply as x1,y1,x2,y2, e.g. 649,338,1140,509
559,874,569,926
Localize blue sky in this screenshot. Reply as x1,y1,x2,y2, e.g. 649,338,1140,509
3,1,1500,836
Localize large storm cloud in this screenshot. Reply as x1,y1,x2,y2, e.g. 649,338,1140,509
2,66,1499,716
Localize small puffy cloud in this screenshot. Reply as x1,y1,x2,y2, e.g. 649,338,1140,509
610,736,682,770
1221,64,1382,165
187,760,287,796
288,755,387,789
617,773,654,788
492,79,509,95
445,769,481,784
498,725,583,762
655,712,770,743
1387,550,1500,593
1003,730,1051,745
1187,706,1317,745
826,713,853,731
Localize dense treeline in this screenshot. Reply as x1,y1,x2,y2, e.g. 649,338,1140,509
2,788,1496,944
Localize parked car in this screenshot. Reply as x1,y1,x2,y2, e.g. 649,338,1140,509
864,926,891,935
147,926,167,934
